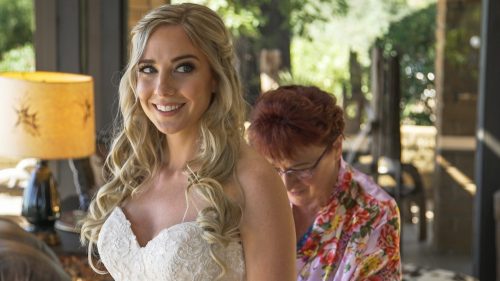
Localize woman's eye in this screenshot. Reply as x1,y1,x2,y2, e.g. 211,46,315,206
138,65,156,74
175,63,194,73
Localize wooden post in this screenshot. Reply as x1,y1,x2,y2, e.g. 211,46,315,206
370,46,384,176
235,36,260,106
385,54,402,203
257,0,291,95
344,51,365,135
258,0,291,71
385,54,402,162
433,0,481,256
259,49,281,93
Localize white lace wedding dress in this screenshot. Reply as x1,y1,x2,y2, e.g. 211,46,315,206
97,207,246,281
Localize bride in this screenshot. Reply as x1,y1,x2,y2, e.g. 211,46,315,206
80,3,296,281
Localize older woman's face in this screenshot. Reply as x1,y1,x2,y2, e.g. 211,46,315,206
270,140,342,208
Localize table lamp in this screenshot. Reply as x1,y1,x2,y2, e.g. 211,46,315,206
0,71,95,233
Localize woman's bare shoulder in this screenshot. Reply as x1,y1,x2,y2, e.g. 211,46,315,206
232,142,287,212
233,143,296,280
236,143,280,189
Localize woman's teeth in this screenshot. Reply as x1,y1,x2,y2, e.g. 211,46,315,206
156,104,181,112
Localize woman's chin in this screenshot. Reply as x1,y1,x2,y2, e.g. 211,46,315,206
288,190,310,206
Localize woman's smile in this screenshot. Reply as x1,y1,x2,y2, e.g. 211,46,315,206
154,103,185,114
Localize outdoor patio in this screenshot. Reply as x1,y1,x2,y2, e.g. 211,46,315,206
0,0,499,280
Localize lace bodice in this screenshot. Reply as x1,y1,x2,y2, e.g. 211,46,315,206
97,207,246,281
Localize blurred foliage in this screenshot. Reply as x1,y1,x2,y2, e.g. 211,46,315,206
289,0,420,98
377,3,437,125
442,3,481,98
0,0,33,58
172,0,348,38
0,0,34,72
278,70,318,88
287,0,348,36
0,44,35,71
172,0,263,37
173,0,438,126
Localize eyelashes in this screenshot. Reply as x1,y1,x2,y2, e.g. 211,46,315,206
137,62,195,74
175,63,194,73
138,64,156,74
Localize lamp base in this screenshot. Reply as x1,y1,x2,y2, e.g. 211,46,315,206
21,160,61,244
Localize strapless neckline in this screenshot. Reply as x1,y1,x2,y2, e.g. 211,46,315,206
114,207,198,249
97,206,246,281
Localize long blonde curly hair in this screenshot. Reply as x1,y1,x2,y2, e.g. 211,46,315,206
80,3,246,278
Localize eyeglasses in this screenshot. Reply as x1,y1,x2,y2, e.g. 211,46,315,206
275,141,334,182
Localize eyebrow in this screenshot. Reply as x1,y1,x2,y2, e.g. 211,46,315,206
172,54,199,62
138,54,200,64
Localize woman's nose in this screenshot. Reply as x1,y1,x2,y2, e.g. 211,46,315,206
281,173,300,187
156,74,176,96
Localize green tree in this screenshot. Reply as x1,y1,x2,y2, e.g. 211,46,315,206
0,0,34,58
172,0,348,104
171,0,420,108
289,0,414,96
377,3,437,125
172,0,348,38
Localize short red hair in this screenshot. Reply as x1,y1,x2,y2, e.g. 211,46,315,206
248,85,344,161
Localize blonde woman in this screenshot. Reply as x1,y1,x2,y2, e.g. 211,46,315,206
80,3,295,281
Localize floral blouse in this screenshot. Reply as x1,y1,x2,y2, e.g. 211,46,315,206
296,159,402,281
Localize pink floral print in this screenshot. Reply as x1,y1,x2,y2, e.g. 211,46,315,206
296,160,402,281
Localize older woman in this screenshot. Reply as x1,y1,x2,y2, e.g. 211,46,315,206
248,85,401,281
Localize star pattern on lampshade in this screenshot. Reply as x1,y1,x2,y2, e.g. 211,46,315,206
15,103,40,137
0,71,96,159
82,98,92,126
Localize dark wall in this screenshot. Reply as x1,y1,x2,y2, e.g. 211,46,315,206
34,0,126,201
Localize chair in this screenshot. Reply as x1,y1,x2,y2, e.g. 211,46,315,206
351,157,427,242
0,218,71,281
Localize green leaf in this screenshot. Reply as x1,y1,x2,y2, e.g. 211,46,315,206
0,44,34,71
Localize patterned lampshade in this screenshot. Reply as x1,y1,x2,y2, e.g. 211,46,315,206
0,71,95,159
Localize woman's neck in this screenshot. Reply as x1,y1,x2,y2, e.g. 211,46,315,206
164,130,200,172
292,192,330,218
